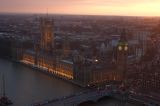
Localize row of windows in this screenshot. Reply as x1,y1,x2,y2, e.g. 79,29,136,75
22,54,73,79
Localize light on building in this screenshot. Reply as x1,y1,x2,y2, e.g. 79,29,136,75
95,59,98,62
124,46,128,51
118,46,122,51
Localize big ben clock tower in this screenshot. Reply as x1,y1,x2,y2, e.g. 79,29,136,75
117,29,128,83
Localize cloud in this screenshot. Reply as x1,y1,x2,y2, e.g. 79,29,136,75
0,0,156,7
0,0,160,16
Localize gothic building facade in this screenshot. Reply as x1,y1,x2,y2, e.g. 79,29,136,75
15,17,128,87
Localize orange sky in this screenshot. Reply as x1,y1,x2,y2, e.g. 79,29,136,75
1,0,160,16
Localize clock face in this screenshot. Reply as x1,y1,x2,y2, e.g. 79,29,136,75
124,46,128,51
118,46,122,51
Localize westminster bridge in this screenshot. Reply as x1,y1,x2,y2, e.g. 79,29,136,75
31,88,160,106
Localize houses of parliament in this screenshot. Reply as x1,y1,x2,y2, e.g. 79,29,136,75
13,16,128,87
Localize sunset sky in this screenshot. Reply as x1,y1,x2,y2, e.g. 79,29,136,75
1,0,160,16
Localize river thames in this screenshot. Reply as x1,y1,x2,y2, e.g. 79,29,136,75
0,58,136,106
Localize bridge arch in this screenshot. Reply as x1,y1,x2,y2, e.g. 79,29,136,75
97,95,112,102
77,96,112,106
77,100,96,106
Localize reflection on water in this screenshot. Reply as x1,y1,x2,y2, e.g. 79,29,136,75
0,59,136,106
0,59,82,106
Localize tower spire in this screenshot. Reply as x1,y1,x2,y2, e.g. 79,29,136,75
40,11,54,53
46,8,49,18
120,28,127,42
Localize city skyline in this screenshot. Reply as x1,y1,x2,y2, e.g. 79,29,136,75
0,6,160,105
1,0,160,16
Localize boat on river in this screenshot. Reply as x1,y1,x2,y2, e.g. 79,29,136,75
0,74,13,106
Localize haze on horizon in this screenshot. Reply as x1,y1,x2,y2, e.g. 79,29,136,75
1,0,160,16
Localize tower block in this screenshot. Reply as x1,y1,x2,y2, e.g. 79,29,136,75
40,18,54,53
63,36,70,57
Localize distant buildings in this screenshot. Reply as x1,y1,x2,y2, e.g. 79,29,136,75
9,15,159,91
0,14,158,103
13,16,135,87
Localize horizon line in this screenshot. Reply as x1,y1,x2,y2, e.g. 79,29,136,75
0,12,160,18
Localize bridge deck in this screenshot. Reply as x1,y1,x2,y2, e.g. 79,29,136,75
32,89,112,106
31,89,160,106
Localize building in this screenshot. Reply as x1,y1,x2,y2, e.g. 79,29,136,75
40,17,54,53
15,17,130,87
19,17,74,80
116,30,128,83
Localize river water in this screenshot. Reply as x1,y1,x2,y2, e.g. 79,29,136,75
0,58,136,106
